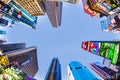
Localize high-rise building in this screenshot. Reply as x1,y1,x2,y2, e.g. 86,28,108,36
68,61,98,80
43,1,62,27
0,43,38,77
45,58,61,80
0,1,38,29
13,0,45,16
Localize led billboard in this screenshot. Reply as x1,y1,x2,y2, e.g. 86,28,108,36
88,42,101,55
81,41,89,51
111,44,119,65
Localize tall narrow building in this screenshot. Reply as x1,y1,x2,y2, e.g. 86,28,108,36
45,58,61,80
68,61,98,80
43,1,63,27
0,43,39,77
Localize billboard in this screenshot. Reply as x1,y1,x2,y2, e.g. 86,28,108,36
111,44,119,65
99,42,117,59
105,43,116,59
88,42,101,55
0,50,9,66
82,41,120,65
81,41,89,51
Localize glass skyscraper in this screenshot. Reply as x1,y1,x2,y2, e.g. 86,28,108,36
45,57,61,80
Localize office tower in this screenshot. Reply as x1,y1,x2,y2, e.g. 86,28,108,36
45,58,61,80
13,0,45,16
0,43,38,77
4,46,38,77
0,0,11,4
68,61,98,80
45,0,79,4
81,41,120,66
43,1,63,27
0,43,26,53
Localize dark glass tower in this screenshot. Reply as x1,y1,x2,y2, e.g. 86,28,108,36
45,58,61,80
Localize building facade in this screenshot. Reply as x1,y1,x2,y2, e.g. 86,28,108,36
0,0,11,4
68,61,98,80
0,43,26,53
0,1,38,29
5,47,39,77
45,58,61,80
0,43,38,77
43,1,63,27
13,0,45,16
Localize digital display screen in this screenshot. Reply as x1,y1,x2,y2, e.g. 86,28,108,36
88,42,100,55
100,43,110,57
105,43,115,59
111,44,119,65
81,42,89,51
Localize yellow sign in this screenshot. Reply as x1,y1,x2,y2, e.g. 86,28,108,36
0,51,9,66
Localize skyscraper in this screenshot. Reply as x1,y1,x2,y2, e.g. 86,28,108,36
13,0,45,16
0,0,38,29
43,1,62,27
0,43,39,77
45,57,61,80
68,61,98,80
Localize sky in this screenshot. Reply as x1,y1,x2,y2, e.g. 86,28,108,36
4,0,120,80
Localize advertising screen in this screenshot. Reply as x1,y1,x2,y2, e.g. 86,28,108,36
105,43,115,59
100,43,110,57
81,41,89,51
88,42,101,55
111,44,119,65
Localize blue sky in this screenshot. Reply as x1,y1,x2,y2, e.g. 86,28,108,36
5,0,120,80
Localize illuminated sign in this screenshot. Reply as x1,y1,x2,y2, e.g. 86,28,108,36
84,5,96,16
82,42,89,51
0,51,9,66
88,42,101,55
